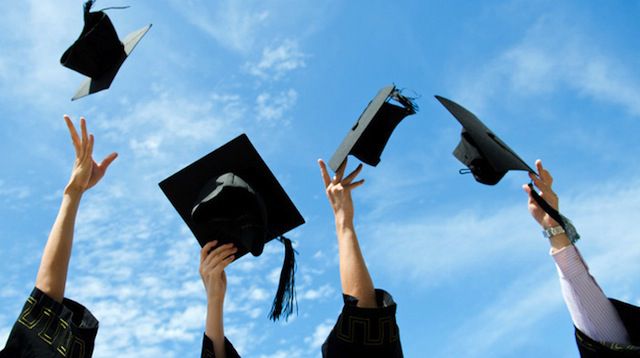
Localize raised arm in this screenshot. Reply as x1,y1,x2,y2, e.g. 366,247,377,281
200,241,239,358
318,159,376,308
523,159,630,345
34,116,117,302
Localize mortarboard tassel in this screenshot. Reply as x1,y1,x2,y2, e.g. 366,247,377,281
84,0,95,11
269,236,297,321
84,0,96,19
390,88,419,114
528,183,580,244
84,0,129,15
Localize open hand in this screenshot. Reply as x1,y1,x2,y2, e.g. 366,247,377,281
64,115,117,194
318,158,365,223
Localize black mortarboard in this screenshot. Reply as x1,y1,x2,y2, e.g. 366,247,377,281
436,95,580,243
60,1,151,100
159,134,305,320
328,85,417,172
435,95,534,185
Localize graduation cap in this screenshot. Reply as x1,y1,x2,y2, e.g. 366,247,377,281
436,95,580,243
159,134,305,320
328,85,417,172
60,0,151,100
435,95,534,185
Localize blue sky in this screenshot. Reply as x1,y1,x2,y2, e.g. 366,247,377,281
1,0,640,357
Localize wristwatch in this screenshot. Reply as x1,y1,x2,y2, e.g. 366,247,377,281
542,225,565,238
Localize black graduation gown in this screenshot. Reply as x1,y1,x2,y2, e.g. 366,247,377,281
322,289,403,358
576,299,640,357
0,287,99,358
201,334,240,358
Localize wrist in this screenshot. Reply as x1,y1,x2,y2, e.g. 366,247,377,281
334,216,354,231
64,183,85,197
540,217,560,229
549,234,572,253
207,292,225,307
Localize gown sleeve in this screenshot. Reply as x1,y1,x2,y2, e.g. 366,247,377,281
0,287,99,358
321,289,403,358
574,299,640,357
201,333,241,358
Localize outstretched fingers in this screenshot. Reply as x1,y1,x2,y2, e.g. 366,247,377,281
345,178,365,191
85,134,95,162
100,152,118,171
332,159,347,184
80,117,88,150
318,159,331,188
64,115,82,156
342,163,363,185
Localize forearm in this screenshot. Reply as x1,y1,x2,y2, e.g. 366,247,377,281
553,244,630,344
335,218,376,308
35,188,83,302
205,299,226,358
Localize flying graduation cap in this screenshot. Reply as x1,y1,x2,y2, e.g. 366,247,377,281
60,0,151,100
435,95,534,185
159,134,305,321
328,85,417,172
435,95,580,243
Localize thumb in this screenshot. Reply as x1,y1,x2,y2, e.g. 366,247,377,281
99,152,118,170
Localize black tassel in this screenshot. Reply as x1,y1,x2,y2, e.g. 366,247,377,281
391,88,419,114
84,0,130,14
84,0,95,16
269,236,297,321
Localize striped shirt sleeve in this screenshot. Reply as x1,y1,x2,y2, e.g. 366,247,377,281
552,244,630,344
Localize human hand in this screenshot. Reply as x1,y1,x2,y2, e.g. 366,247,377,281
318,158,365,224
199,241,237,302
64,115,117,194
522,159,560,229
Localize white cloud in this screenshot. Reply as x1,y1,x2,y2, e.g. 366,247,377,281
366,174,640,356
366,205,533,287
247,286,270,302
256,89,298,124
0,180,30,201
246,40,307,80
0,326,10,349
169,0,270,53
96,89,245,162
453,16,640,117
169,0,333,55
304,319,334,351
299,284,334,301
367,174,640,284
439,270,565,357
225,322,261,355
0,0,85,104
